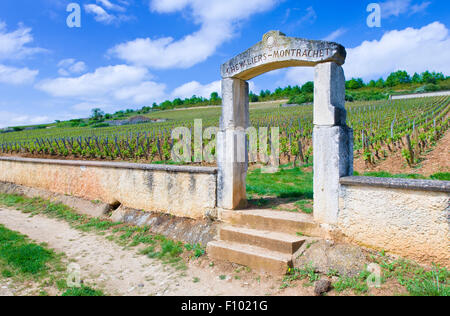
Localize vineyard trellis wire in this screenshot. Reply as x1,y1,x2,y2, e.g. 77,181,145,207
0,96,448,168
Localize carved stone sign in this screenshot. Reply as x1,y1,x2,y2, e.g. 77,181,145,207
221,31,347,80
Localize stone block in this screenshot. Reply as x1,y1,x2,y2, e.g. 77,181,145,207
220,78,249,130
313,125,353,224
313,62,346,126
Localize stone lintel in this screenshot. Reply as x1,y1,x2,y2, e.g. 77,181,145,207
221,31,347,80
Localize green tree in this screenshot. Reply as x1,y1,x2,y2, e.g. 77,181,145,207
91,108,105,121
346,78,365,89
412,72,422,84
249,92,259,102
375,78,385,88
301,81,314,93
386,70,411,87
210,92,219,101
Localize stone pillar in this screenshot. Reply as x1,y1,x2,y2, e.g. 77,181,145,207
217,78,249,209
313,62,353,224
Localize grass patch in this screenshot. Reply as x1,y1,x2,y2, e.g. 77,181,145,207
0,193,204,270
357,171,450,181
61,285,105,297
374,255,450,296
361,171,427,179
333,270,371,294
293,200,313,214
246,166,313,199
430,172,450,181
281,263,321,289
0,224,103,296
0,224,54,275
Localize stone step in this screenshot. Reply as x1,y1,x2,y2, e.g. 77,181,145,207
219,225,305,254
207,240,292,275
219,209,320,236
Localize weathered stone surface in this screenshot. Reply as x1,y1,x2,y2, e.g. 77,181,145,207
0,181,110,218
110,205,218,246
217,77,249,210
220,78,249,130
294,240,368,277
221,31,346,80
314,279,332,296
313,126,353,224
219,209,322,237
338,184,450,267
340,176,450,193
0,156,217,174
0,157,218,220
314,62,346,126
219,225,306,254
207,240,292,275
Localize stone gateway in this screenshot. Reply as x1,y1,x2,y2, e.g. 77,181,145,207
217,31,353,225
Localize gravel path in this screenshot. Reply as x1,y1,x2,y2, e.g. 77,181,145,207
0,208,303,296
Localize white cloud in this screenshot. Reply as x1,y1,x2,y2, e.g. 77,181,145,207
284,22,450,85
0,64,38,85
96,0,127,12
380,0,431,18
109,0,279,69
323,28,347,42
171,79,257,99
171,80,221,99
0,21,45,60
0,111,50,128
85,4,117,24
84,1,131,25
344,22,450,80
114,81,167,103
36,64,167,112
57,59,87,76
37,64,150,98
284,67,314,87
297,6,317,26
410,1,431,14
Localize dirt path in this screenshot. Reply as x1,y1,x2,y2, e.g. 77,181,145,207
0,208,309,296
0,281,13,296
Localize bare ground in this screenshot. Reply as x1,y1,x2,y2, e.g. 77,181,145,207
0,208,311,296
355,129,450,176
0,207,413,296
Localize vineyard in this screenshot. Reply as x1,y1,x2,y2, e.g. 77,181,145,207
0,96,449,173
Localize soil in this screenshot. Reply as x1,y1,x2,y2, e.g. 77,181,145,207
354,130,450,176
0,208,408,296
0,208,299,296
2,129,447,177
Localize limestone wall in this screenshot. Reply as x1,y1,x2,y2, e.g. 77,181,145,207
338,176,450,267
391,90,450,100
0,157,218,220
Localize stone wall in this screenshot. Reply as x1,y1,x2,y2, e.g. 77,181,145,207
391,90,450,100
338,176,450,267
0,157,218,220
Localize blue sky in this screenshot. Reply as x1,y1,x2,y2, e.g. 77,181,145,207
0,0,449,127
